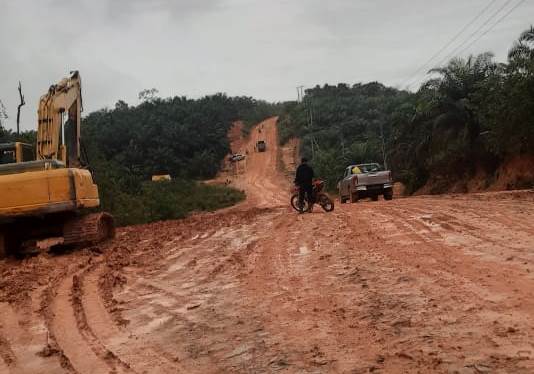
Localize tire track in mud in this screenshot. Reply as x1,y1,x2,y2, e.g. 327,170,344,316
0,271,71,373
241,209,383,371
410,199,534,234
0,356,10,374
72,266,134,374
0,333,16,369
410,197,534,236
460,202,534,235
49,265,117,374
39,268,78,373
335,204,534,373
84,207,278,373
386,203,501,250
394,199,534,264
0,303,44,373
345,199,534,327
82,266,184,374
118,214,279,373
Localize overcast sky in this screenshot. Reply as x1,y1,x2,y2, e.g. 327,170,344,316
1,0,532,131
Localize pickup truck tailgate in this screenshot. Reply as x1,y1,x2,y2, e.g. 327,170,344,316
357,171,391,186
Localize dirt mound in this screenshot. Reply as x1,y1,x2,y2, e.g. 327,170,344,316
418,155,534,195
491,155,534,191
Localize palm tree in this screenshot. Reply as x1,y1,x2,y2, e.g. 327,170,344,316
417,53,496,135
508,26,534,73
412,53,498,175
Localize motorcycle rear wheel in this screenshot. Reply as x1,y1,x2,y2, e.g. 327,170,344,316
290,193,309,212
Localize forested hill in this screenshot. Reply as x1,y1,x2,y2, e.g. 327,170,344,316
80,93,278,225
278,82,412,190
83,93,277,180
0,93,277,225
279,26,534,194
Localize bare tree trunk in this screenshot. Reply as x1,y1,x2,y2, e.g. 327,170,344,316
16,81,25,135
0,100,7,127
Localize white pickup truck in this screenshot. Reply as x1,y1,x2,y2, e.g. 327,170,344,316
338,163,393,203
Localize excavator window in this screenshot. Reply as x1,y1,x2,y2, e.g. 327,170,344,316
0,143,35,164
0,144,17,164
0,151,15,164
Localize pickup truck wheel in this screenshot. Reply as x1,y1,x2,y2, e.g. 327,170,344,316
0,231,5,258
350,191,359,203
339,191,347,204
384,189,393,201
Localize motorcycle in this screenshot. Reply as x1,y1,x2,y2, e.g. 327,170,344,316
290,179,335,213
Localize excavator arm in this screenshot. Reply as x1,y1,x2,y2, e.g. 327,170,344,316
0,70,114,257
37,70,82,168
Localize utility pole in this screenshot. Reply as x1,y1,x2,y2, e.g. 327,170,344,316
310,136,321,161
296,86,304,102
16,81,25,135
303,93,313,130
379,122,387,169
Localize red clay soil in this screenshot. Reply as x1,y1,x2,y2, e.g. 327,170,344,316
418,156,534,195
1,117,534,373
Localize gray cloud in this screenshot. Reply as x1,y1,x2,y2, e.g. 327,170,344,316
1,0,533,130
106,0,222,20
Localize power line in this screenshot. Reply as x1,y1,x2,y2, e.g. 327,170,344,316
401,0,500,88
430,0,516,68
456,0,527,56
406,0,517,90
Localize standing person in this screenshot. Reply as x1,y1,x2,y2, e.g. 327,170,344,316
294,158,315,213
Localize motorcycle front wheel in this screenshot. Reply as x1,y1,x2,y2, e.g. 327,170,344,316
318,193,334,212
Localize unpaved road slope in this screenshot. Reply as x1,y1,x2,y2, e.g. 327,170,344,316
1,117,534,373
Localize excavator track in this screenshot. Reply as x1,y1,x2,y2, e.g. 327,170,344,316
63,212,115,247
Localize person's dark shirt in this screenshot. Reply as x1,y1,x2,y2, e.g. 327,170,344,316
295,163,314,186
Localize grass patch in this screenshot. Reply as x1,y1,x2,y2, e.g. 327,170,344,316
106,180,245,226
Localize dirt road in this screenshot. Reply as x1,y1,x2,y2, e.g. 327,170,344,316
1,118,534,373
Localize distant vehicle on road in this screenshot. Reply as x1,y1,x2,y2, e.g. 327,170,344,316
229,153,246,162
256,140,266,152
338,163,393,203
152,174,172,182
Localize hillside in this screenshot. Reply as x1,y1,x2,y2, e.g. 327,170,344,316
80,94,278,225
278,27,534,194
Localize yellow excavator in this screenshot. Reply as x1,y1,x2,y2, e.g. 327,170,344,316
0,71,114,257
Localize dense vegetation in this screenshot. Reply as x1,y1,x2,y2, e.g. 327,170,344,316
279,27,534,193
278,83,411,190
99,179,245,226
82,93,276,225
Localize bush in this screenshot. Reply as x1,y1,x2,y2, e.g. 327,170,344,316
108,180,245,226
